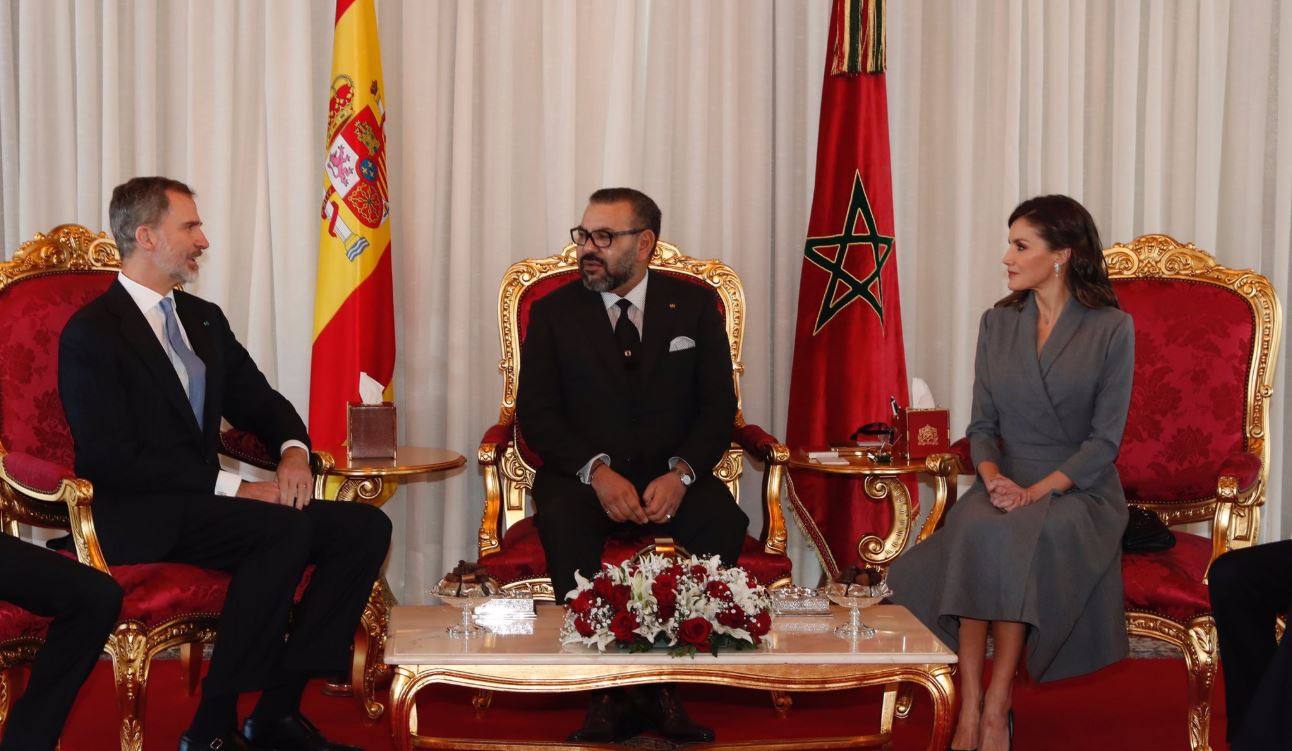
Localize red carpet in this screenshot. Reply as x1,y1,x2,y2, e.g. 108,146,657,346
43,658,1225,749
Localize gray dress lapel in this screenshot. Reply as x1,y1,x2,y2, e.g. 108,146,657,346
1038,296,1087,379
1016,296,1069,443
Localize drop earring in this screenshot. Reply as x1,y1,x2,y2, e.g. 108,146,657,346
1054,261,1062,277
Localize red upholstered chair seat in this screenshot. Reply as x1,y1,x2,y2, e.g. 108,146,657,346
1121,532,1213,622
478,517,792,590
0,601,50,642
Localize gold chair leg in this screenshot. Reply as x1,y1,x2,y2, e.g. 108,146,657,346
354,578,392,720
0,668,10,736
179,642,202,696
1183,619,1218,751
769,690,792,717
107,628,148,751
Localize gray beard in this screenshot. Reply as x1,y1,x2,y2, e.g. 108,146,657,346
579,261,631,292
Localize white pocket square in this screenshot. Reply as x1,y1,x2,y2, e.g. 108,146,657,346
669,336,696,352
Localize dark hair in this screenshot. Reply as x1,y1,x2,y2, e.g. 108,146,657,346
109,177,196,257
995,194,1119,310
588,187,661,241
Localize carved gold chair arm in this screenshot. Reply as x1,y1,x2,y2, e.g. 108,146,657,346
476,422,513,558
732,423,790,557
0,451,110,574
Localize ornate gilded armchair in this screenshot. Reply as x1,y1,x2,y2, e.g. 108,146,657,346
0,225,339,750
928,235,1279,751
476,243,793,599
0,602,46,737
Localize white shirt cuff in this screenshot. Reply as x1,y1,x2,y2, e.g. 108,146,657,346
668,456,695,481
280,440,309,459
214,470,242,497
579,453,611,484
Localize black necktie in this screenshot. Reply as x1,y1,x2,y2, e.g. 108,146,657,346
614,299,640,368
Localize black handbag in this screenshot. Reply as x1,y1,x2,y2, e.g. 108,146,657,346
1123,506,1175,553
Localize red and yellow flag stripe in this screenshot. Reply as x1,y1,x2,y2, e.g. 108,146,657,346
309,0,395,453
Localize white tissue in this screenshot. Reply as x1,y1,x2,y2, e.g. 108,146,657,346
358,371,385,405
910,377,936,409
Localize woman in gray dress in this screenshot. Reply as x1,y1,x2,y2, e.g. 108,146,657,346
889,195,1133,751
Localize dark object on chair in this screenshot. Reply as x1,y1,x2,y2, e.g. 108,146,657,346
1122,506,1175,553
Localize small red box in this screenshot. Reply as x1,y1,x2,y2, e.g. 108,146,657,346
893,407,950,459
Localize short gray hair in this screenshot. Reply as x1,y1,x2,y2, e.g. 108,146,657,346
109,177,195,257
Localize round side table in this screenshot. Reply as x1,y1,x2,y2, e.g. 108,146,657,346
316,446,466,719
787,449,958,569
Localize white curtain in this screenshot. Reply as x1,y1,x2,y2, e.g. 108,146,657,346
1,0,1288,602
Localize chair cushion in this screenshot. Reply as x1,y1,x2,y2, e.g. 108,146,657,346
0,601,50,643
0,271,116,468
478,516,791,589
53,552,313,628
0,451,75,495
1122,530,1213,622
1114,279,1253,503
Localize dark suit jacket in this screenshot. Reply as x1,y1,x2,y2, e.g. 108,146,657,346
58,279,308,561
516,272,736,490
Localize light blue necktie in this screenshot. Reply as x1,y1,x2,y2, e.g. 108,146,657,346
158,297,206,426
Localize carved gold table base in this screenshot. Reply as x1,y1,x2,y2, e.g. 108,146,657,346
788,451,958,573
386,605,956,751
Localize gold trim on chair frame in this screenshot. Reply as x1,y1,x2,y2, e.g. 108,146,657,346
478,242,792,599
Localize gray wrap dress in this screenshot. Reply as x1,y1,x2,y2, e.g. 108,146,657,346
889,294,1134,682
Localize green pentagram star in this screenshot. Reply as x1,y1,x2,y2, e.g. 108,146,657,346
802,171,895,334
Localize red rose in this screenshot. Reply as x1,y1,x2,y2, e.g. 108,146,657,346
652,582,678,620
607,584,632,611
679,617,713,647
574,616,595,637
717,607,745,628
593,576,615,599
666,563,685,578
610,611,640,643
569,589,596,615
748,611,771,638
689,564,708,581
654,571,679,591
705,580,732,600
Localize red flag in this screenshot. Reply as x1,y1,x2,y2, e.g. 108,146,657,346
786,0,910,576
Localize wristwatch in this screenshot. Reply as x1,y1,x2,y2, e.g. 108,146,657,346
673,465,693,486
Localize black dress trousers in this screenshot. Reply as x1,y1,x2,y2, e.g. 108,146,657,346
101,494,392,695
1209,540,1292,749
0,534,122,751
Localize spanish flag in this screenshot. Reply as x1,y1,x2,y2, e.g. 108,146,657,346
310,0,395,453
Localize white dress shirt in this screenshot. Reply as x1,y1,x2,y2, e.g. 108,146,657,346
116,272,306,496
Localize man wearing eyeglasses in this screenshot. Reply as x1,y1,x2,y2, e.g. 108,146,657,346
517,188,748,745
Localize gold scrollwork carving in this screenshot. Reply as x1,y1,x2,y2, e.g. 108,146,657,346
336,477,385,503
857,476,913,567
1126,611,1217,751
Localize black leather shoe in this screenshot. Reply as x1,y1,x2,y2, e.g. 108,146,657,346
637,684,714,744
242,713,362,751
178,732,250,751
567,690,644,743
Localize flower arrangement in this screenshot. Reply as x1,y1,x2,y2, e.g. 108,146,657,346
560,553,772,657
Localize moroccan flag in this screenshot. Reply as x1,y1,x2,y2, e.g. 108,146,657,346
309,0,395,453
785,0,909,576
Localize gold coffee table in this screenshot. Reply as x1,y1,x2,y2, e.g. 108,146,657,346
386,603,956,750
317,446,467,718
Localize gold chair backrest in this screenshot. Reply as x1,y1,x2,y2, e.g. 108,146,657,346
1105,234,1280,553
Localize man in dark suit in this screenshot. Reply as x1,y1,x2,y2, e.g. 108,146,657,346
516,188,748,744
58,177,391,751
0,537,121,751
1210,540,1292,749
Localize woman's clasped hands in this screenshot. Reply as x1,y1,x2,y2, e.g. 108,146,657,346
986,474,1038,512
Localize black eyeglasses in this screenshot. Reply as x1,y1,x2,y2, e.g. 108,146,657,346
570,226,647,249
